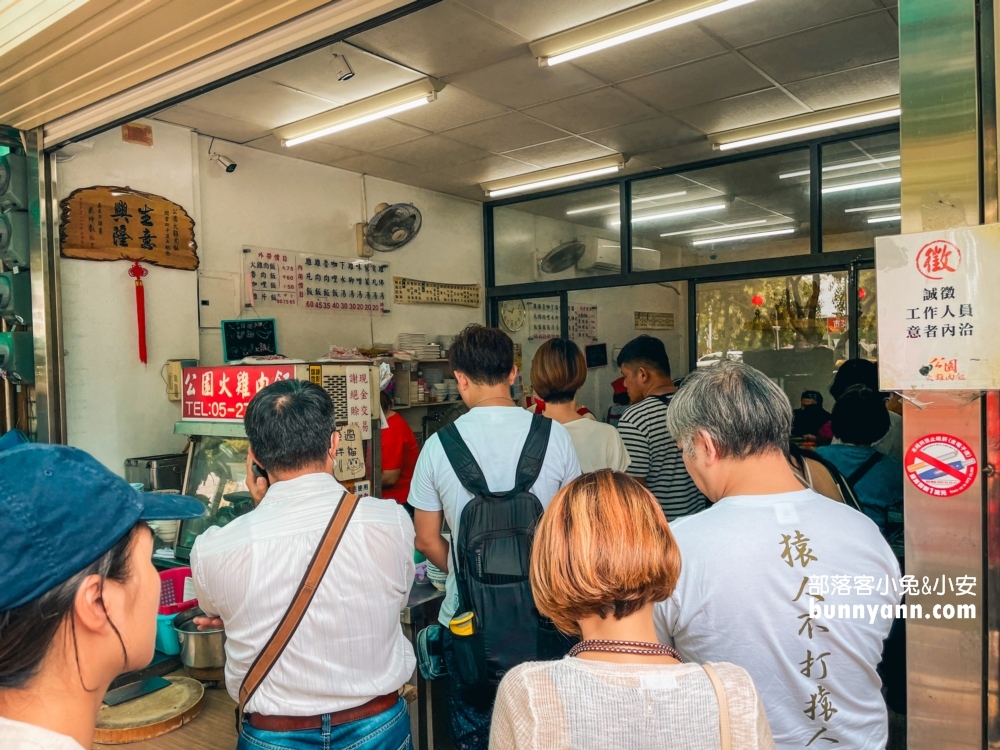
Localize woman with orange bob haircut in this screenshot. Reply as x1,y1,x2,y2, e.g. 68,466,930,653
489,471,774,750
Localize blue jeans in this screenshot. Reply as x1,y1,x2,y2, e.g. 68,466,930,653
237,697,411,750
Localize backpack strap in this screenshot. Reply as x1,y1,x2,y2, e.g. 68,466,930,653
846,451,884,487
438,422,491,497
797,447,864,513
513,413,552,494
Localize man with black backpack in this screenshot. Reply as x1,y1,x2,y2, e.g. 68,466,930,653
409,324,581,750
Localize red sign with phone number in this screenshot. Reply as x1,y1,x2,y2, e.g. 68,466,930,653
182,365,296,421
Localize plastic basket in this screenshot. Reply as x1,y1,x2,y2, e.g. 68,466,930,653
158,567,197,616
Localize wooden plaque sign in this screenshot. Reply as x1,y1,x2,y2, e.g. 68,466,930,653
60,186,199,270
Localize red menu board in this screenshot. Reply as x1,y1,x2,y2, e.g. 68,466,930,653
182,365,296,421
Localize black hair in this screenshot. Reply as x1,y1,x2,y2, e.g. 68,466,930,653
0,523,143,690
801,390,824,406
831,386,890,446
244,379,336,473
616,335,671,377
448,324,514,386
379,390,393,416
613,391,630,406
830,359,883,401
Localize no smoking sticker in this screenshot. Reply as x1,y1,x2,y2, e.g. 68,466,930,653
905,434,978,497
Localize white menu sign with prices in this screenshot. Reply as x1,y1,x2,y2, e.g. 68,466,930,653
876,225,1000,390
345,366,374,439
297,254,390,314
246,246,297,307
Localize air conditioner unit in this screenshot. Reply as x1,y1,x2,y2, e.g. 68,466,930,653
577,237,660,272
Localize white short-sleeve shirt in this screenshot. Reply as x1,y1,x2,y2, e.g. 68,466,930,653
408,406,581,626
562,418,630,474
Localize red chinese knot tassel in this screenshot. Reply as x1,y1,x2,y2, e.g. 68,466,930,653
128,261,149,364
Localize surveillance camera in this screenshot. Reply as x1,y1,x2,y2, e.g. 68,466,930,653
210,152,237,173
333,54,355,82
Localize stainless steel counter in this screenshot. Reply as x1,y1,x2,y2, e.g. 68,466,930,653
400,580,447,750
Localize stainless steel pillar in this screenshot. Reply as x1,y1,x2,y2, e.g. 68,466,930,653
898,1,991,748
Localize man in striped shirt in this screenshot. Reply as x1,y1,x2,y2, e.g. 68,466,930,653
615,336,706,520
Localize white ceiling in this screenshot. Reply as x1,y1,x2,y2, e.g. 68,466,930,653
151,0,899,202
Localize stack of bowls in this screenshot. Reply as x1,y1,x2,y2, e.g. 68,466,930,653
425,562,448,591
432,383,449,402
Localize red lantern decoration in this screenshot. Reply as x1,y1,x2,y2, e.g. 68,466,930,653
858,287,867,300
751,294,764,307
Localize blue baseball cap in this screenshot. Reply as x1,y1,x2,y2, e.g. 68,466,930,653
0,443,205,612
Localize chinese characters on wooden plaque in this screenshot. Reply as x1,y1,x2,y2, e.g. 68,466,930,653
393,276,481,308
634,311,675,330
60,186,198,270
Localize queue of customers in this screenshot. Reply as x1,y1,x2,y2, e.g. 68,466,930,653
0,324,902,750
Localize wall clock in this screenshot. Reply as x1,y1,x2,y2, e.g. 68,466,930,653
500,299,526,332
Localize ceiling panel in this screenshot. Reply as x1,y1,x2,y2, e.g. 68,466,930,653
635,140,717,170
617,54,772,115
153,104,271,143
454,0,645,40
521,86,659,134
740,12,898,84
438,154,536,184
673,88,808,134
697,0,885,49
444,53,605,110
388,85,509,131
502,137,618,168
348,0,525,79
374,134,493,168
243,134,360,165
185,75,336,129
583,114,703,155
786,59,899,110
442,112,568,153
329,153,442,186
569,24,727,83
317,117,430,151
255,42,423,105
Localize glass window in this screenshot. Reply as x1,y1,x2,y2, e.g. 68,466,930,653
497,295,564,401
631,150,811,270
695,271,848,407
822,133,900,252
493,186,621,286
858,267,878,361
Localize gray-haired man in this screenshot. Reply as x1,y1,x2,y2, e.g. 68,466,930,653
653,363,899,750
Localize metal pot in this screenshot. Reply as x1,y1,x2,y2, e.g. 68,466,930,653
173,607,227,670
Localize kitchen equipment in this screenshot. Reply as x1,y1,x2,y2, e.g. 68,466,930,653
94,675,204,744
102,676,172,707
155,613,181,655
173,608,226,670
158,567,196,616
125,454,188,492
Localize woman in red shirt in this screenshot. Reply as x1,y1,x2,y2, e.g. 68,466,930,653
379,390,419,509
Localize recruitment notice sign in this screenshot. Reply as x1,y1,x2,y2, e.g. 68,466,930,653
876,225,1000,390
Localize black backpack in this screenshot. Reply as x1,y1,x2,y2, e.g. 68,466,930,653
438,413,573,699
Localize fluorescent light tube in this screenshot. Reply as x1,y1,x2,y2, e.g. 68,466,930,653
530,0,758,67
822,176,901,194
710,97,901,151
779,155,900,179
482,155,626,198
275,79,442,147
565,190,687,216
867,215,902,224
692,228,795,246
659,219,768,237
611,202,727,226
844,202,901,213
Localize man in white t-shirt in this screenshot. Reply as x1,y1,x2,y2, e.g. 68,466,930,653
409,324,580,750
653,362,900,750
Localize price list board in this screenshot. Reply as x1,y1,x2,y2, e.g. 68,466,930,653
528,301,560,341
297,254,390,313
393,277,481,308
246,246,296,307
569,304,598,344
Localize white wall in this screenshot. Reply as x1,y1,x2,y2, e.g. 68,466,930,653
195,136,484,364
57,120,201,474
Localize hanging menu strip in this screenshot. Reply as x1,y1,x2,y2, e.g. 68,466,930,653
393,276,481,308
297,254,390,313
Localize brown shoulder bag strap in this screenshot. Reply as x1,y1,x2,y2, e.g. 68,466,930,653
236,491,360,727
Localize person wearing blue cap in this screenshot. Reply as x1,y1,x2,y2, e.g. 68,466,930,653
0,443,204,750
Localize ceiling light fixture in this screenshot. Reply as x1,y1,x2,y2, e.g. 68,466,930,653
530,0,758,66
275,79,442,147
779,155,900,179
659,218,768,237
844,202,901,213
611,201,727,226
482,155,626,198
692,227,795,246
822,176,901,195
867,214,902,224
565,190,688,216
710,96,900,151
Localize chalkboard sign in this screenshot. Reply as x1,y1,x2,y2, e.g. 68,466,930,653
221,318,278,362
585,343,608,369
